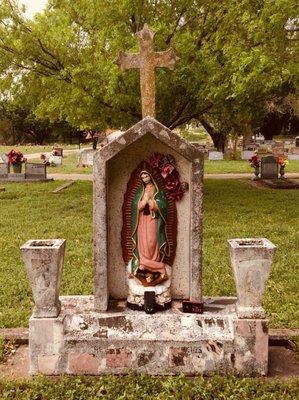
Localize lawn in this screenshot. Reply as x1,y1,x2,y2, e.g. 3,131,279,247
0,179,298,329
30,157,299,175
2,144,299,175
0,375,298,400
204,159,299,174
0,144,80,155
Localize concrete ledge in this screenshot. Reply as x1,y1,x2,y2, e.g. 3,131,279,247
25,296,274,375
1,323,298,347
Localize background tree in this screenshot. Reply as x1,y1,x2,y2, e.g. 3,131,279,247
0,0,298,149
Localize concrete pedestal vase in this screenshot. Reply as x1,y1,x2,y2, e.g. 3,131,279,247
228,238,276,319
21,239,66,318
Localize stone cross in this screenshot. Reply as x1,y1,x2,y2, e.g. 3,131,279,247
115,24,179,118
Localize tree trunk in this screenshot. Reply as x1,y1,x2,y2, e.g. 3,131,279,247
243,122,253,147
199,118,226,152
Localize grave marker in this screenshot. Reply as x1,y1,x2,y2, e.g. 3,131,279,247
241,150,255,160
0,163,9,179
208,151,224,160
25,163,46,180
0,153,8,163
49,155,62,166
22,23,275,377
260,155,278,179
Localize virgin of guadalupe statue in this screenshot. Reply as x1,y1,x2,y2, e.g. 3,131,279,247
122,161,177,311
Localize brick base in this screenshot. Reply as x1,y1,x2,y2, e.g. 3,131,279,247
29,296,269,376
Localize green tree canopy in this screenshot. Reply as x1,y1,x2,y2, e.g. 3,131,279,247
0,0,298,148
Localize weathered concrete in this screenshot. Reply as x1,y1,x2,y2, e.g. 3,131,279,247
2,343,298,379
78,149,97,167
21,239,66,318
28,296,270,376
0,162,9,178
93,117,204,310
228,238,276,319
25,163,46,180
116,24,178,118
260,156,279,179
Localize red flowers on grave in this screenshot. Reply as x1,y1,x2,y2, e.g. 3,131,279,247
148,152,185,201
7,149,27,165
249,154,260,168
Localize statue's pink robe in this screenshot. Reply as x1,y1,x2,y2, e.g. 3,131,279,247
137,184,165,273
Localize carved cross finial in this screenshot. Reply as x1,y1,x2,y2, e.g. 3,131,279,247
115,24,179,118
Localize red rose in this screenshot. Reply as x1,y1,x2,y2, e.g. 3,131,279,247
161,163,175,178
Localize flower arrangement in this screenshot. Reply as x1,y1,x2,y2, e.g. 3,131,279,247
7,149,27,165
277,156,288,167
277,155,288,178
148,153,185,201
249,154,260,168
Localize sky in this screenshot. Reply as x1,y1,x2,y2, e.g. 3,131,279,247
20,0,48,19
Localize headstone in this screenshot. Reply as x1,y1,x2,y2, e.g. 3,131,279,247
25,163,46,180
52,147,63,157
52,181,74,193
241,150,255,160
208,151,224,160
289,147,299,160
0,162,9,179
24,24,272,377
0,153,8,163
49,155,62,166
78,149,96,167
260,155,278,179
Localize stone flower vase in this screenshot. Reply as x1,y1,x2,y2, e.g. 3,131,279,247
21,239,66,318
228,238,276,319
12,163,22,173
279,165,285,179
252,165,260,180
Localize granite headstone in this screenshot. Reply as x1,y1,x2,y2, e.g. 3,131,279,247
260,155,278,179
25,163,46,180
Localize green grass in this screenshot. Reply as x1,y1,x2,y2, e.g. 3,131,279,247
180,128,209,143
204,159,299,174
0,179,298,329
0,375,298,399
0,144,80,155
28,157,299,175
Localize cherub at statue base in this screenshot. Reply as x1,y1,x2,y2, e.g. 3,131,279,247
127,263,172,313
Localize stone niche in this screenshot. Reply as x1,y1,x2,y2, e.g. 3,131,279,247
93,117,204,311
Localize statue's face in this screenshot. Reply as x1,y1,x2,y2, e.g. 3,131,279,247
141,172,151,184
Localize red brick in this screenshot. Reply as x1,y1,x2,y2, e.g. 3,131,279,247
68,353,99,374
38,355,59,374
106,348,132,368
169,347,188,367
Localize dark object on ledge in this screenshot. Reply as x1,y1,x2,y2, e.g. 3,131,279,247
182,300,204,314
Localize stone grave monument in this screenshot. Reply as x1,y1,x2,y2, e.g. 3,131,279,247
0,162,50,182
0,153,8,163
0,162,9,179
22,25,276,376
208,151,224,161
25,163,47,180
260,155,279,179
